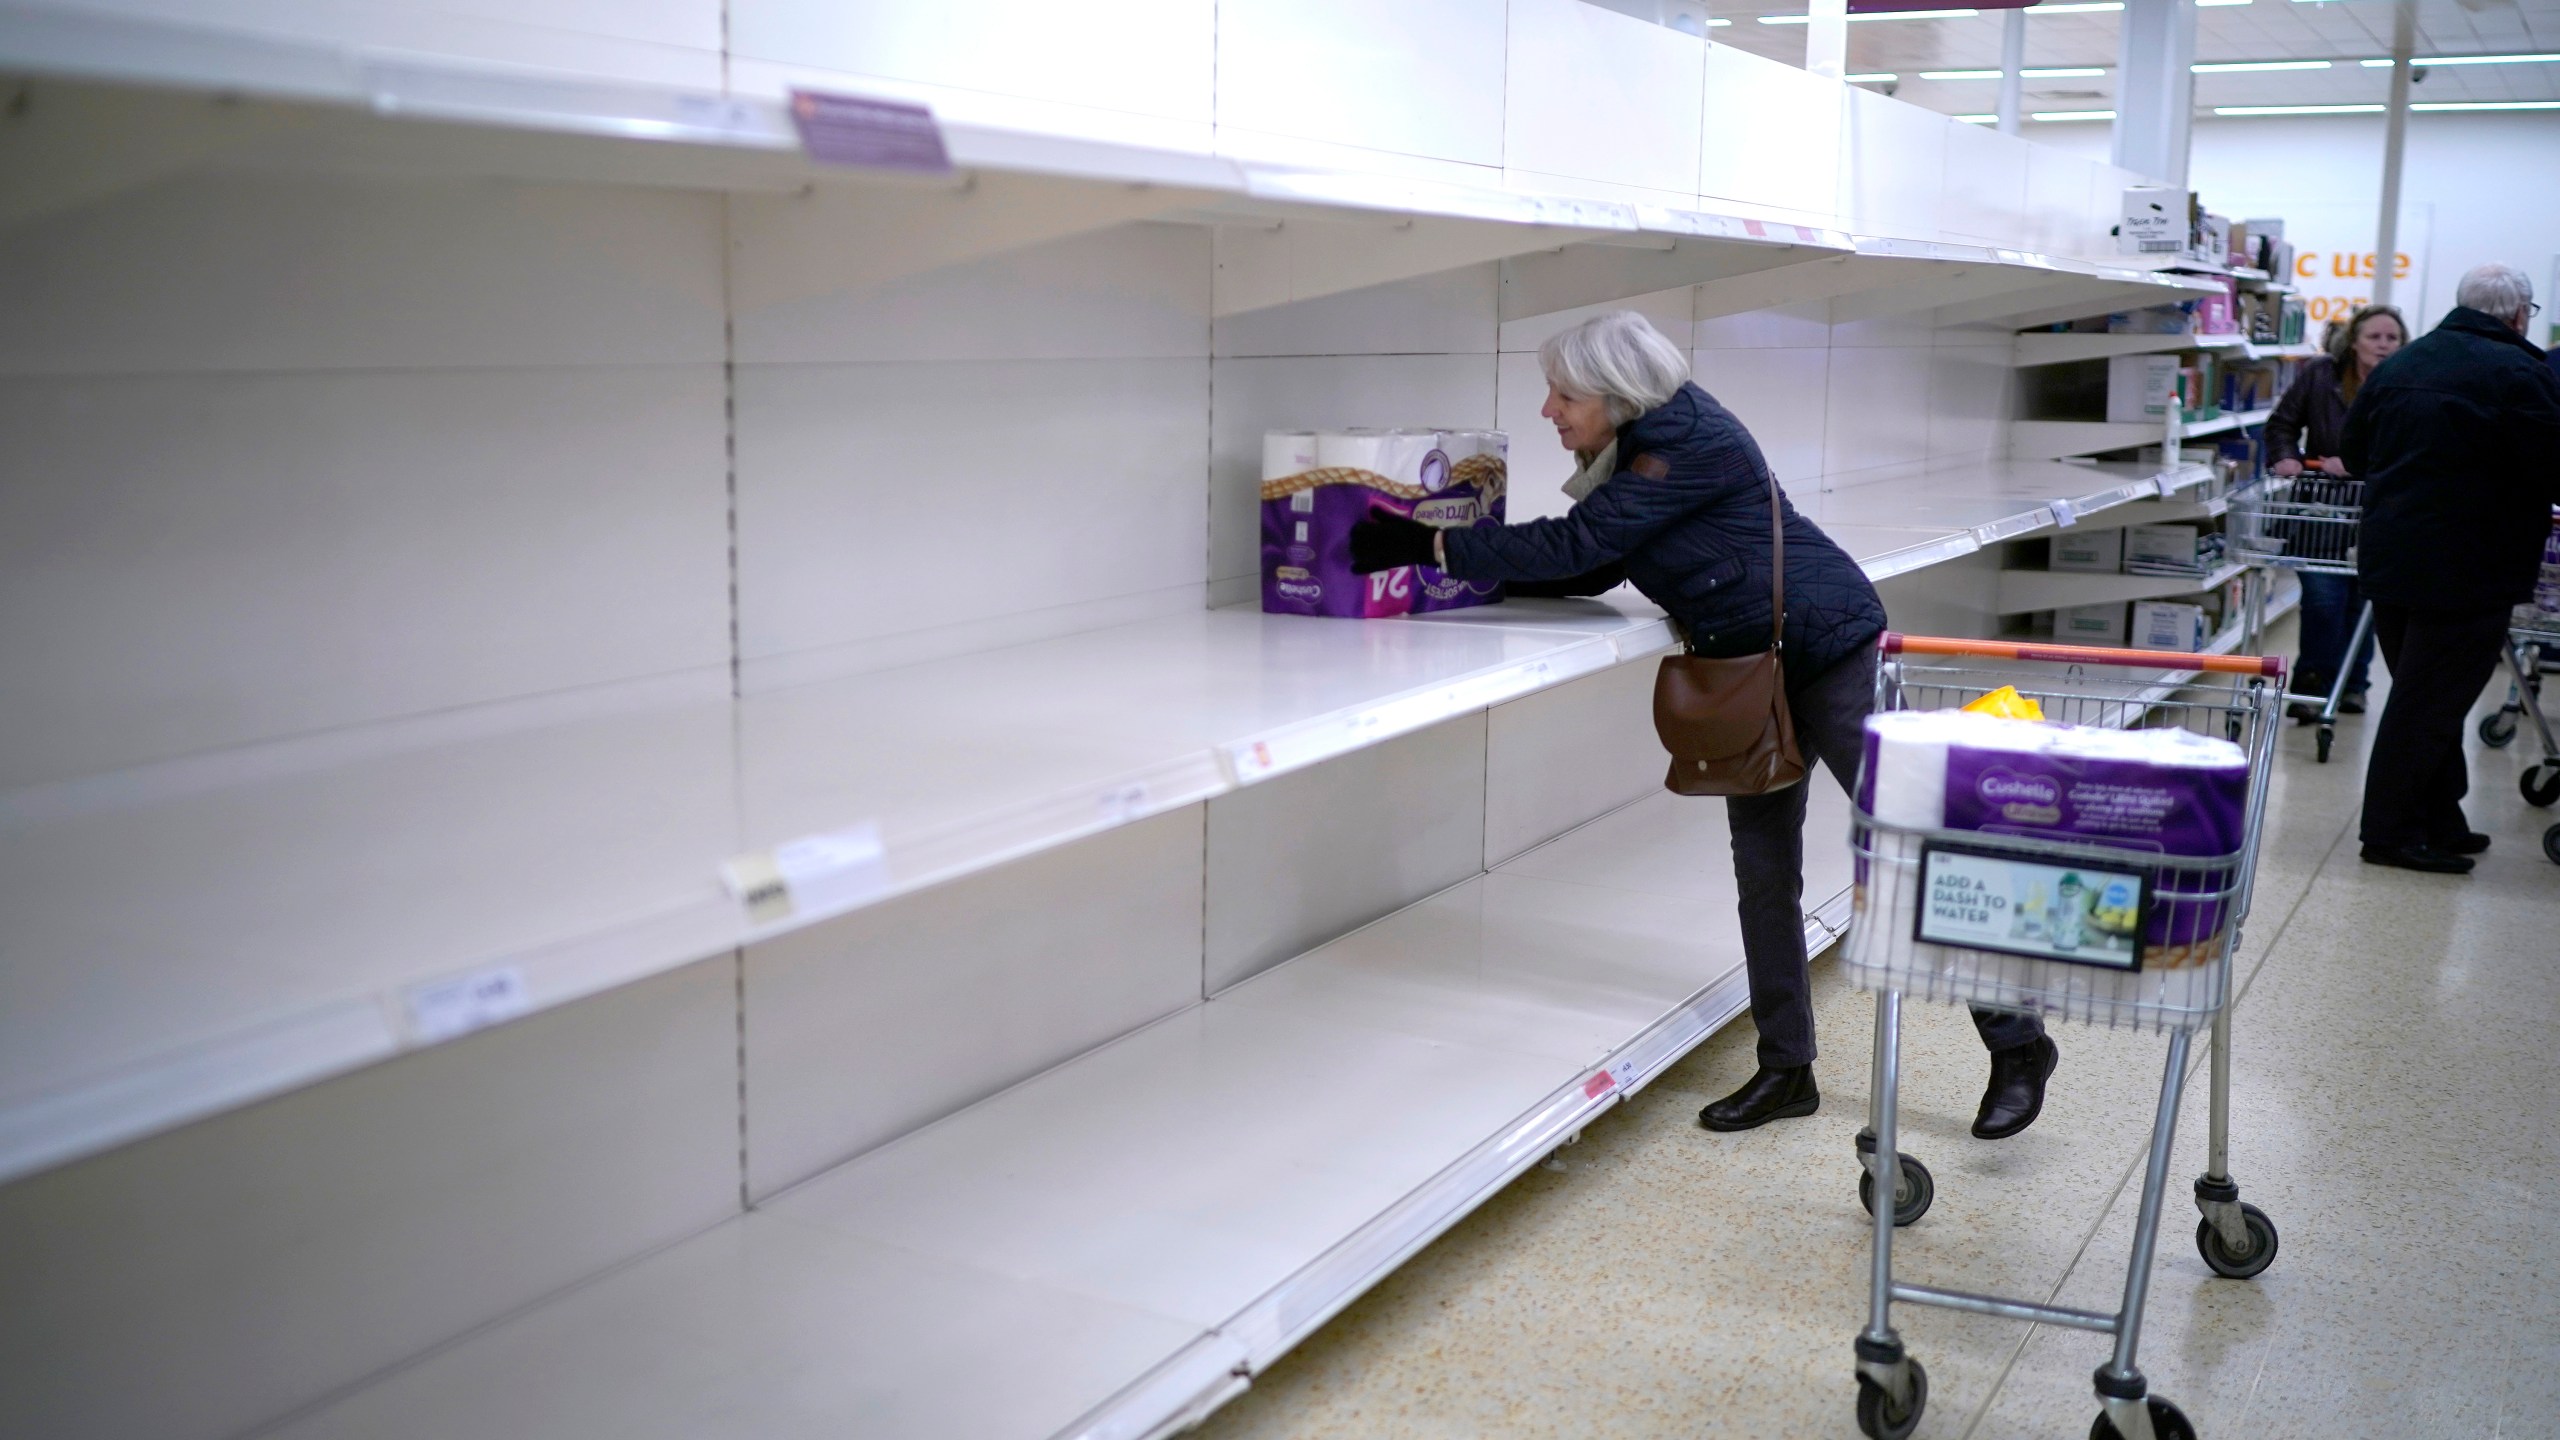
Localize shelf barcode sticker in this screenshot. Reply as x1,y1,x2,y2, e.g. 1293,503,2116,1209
402,966,531,1045
2050,500,2078,528
722,822,890,927
1097,783,1150,824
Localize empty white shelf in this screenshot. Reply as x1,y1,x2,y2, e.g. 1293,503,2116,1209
268,786,1852,1440
0,595,1737,1186
1817,457,2202,556
1996,559,2251,614
0,4,2225,334
2010,330,2248,368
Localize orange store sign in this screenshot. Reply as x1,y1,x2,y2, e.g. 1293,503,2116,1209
2294,250,2417,324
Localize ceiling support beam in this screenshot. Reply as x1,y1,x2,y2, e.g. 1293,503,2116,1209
2112,0,2196,187
2372,0,2416,309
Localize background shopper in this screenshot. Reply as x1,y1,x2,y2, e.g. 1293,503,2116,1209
2344,263,2560,873
1349,312,2059,1138
2266,304,2404,720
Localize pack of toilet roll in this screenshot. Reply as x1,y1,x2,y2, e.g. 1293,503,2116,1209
1260,429,1507,619
1847,709,2249,1025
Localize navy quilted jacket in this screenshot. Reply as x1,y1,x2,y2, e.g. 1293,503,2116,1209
1441,382,1886,680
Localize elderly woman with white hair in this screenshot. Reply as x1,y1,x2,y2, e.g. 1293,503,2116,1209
1351,312,2060,1138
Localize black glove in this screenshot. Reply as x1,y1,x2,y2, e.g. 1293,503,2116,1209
1506,561,1626,598
1348,509,1439,574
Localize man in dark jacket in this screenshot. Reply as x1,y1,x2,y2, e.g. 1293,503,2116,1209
2343,263,2560,872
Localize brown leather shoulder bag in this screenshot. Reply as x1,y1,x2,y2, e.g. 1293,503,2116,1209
1651,467,1806,797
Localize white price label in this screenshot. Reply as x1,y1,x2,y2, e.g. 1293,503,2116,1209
403,965,531,1044
2050,500,2078,528
1097,783,1150,824
723,822,889,926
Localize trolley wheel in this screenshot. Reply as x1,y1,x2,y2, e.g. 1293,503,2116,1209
2523,762,2560,809
2195,1202,2280,1279
2091,1396,2196,1440
2543,823,2560,866
2480,710,2520,748
2314,725,2334,764
1858,1153,1935,1228
1855,1358,1928,1440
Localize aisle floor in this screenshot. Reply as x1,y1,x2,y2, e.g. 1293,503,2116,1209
1195,646,2559,1439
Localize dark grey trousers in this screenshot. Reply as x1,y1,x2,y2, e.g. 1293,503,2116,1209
1726,644,2048,1069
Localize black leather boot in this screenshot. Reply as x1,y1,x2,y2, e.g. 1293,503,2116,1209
1698,1065,1819,1132
1972,1035,2058,1139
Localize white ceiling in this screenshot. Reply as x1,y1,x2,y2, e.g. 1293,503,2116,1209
1696,0,2560,118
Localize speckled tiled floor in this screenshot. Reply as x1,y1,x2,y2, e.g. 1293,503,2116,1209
1194,631,2560,1439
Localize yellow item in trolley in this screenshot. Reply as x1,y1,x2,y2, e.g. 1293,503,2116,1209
1959,685,2046,722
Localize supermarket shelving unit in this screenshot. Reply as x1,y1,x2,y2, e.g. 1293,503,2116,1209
0,5,2249,1438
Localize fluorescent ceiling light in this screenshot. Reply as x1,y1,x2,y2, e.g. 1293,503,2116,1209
1920,65,2105,78
2365,52,2560,67
2032,108,2116,119
1760,8,1979,21
1953,113,1999,122
2194,59,2332,71
1708,15,1734,23
1847,72,1900,81
2215,103,2383,114
2032,3,2125,13
2215,98,2560,116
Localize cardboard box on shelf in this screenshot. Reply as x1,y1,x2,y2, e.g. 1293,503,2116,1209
2194,212,2231,265
2053,528,2126,573
2125,523,2203,572
2108,354,2183,423
2107,303,2195,335
2131,600,2208,652
2058,602,2131,644
2121,187,2191,255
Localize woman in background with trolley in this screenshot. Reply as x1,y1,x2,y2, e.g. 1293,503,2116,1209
2264,304,2404,722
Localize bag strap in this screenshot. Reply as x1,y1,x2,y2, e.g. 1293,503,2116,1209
1766,471,1785,655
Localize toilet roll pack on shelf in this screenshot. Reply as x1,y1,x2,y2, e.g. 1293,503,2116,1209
1260,429,1507,618
1847,708,2250,1024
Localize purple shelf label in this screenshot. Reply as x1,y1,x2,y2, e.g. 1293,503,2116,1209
787,90,952,174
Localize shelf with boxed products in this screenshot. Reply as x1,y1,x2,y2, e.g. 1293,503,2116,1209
249,785,1852,1440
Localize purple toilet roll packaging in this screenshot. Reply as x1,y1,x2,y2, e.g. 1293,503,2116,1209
1853,712,2248,988
1260,429,1507,618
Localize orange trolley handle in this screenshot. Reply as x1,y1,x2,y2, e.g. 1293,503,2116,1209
1878,631,2286,679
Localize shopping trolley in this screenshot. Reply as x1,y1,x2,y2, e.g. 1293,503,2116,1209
2228,474,2368,763
2476,607,2560,865
1843,634,2286,1440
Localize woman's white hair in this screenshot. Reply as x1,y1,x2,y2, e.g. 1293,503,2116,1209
2455,262,2534,320
1537,311,1692,424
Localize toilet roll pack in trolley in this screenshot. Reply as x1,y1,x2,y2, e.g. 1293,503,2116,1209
1837,634,2287,1440
1259,429,1507,618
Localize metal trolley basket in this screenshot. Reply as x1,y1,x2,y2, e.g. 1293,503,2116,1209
2228,474,2368,763
1843,634,2287,1440
2476,605,2560,864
